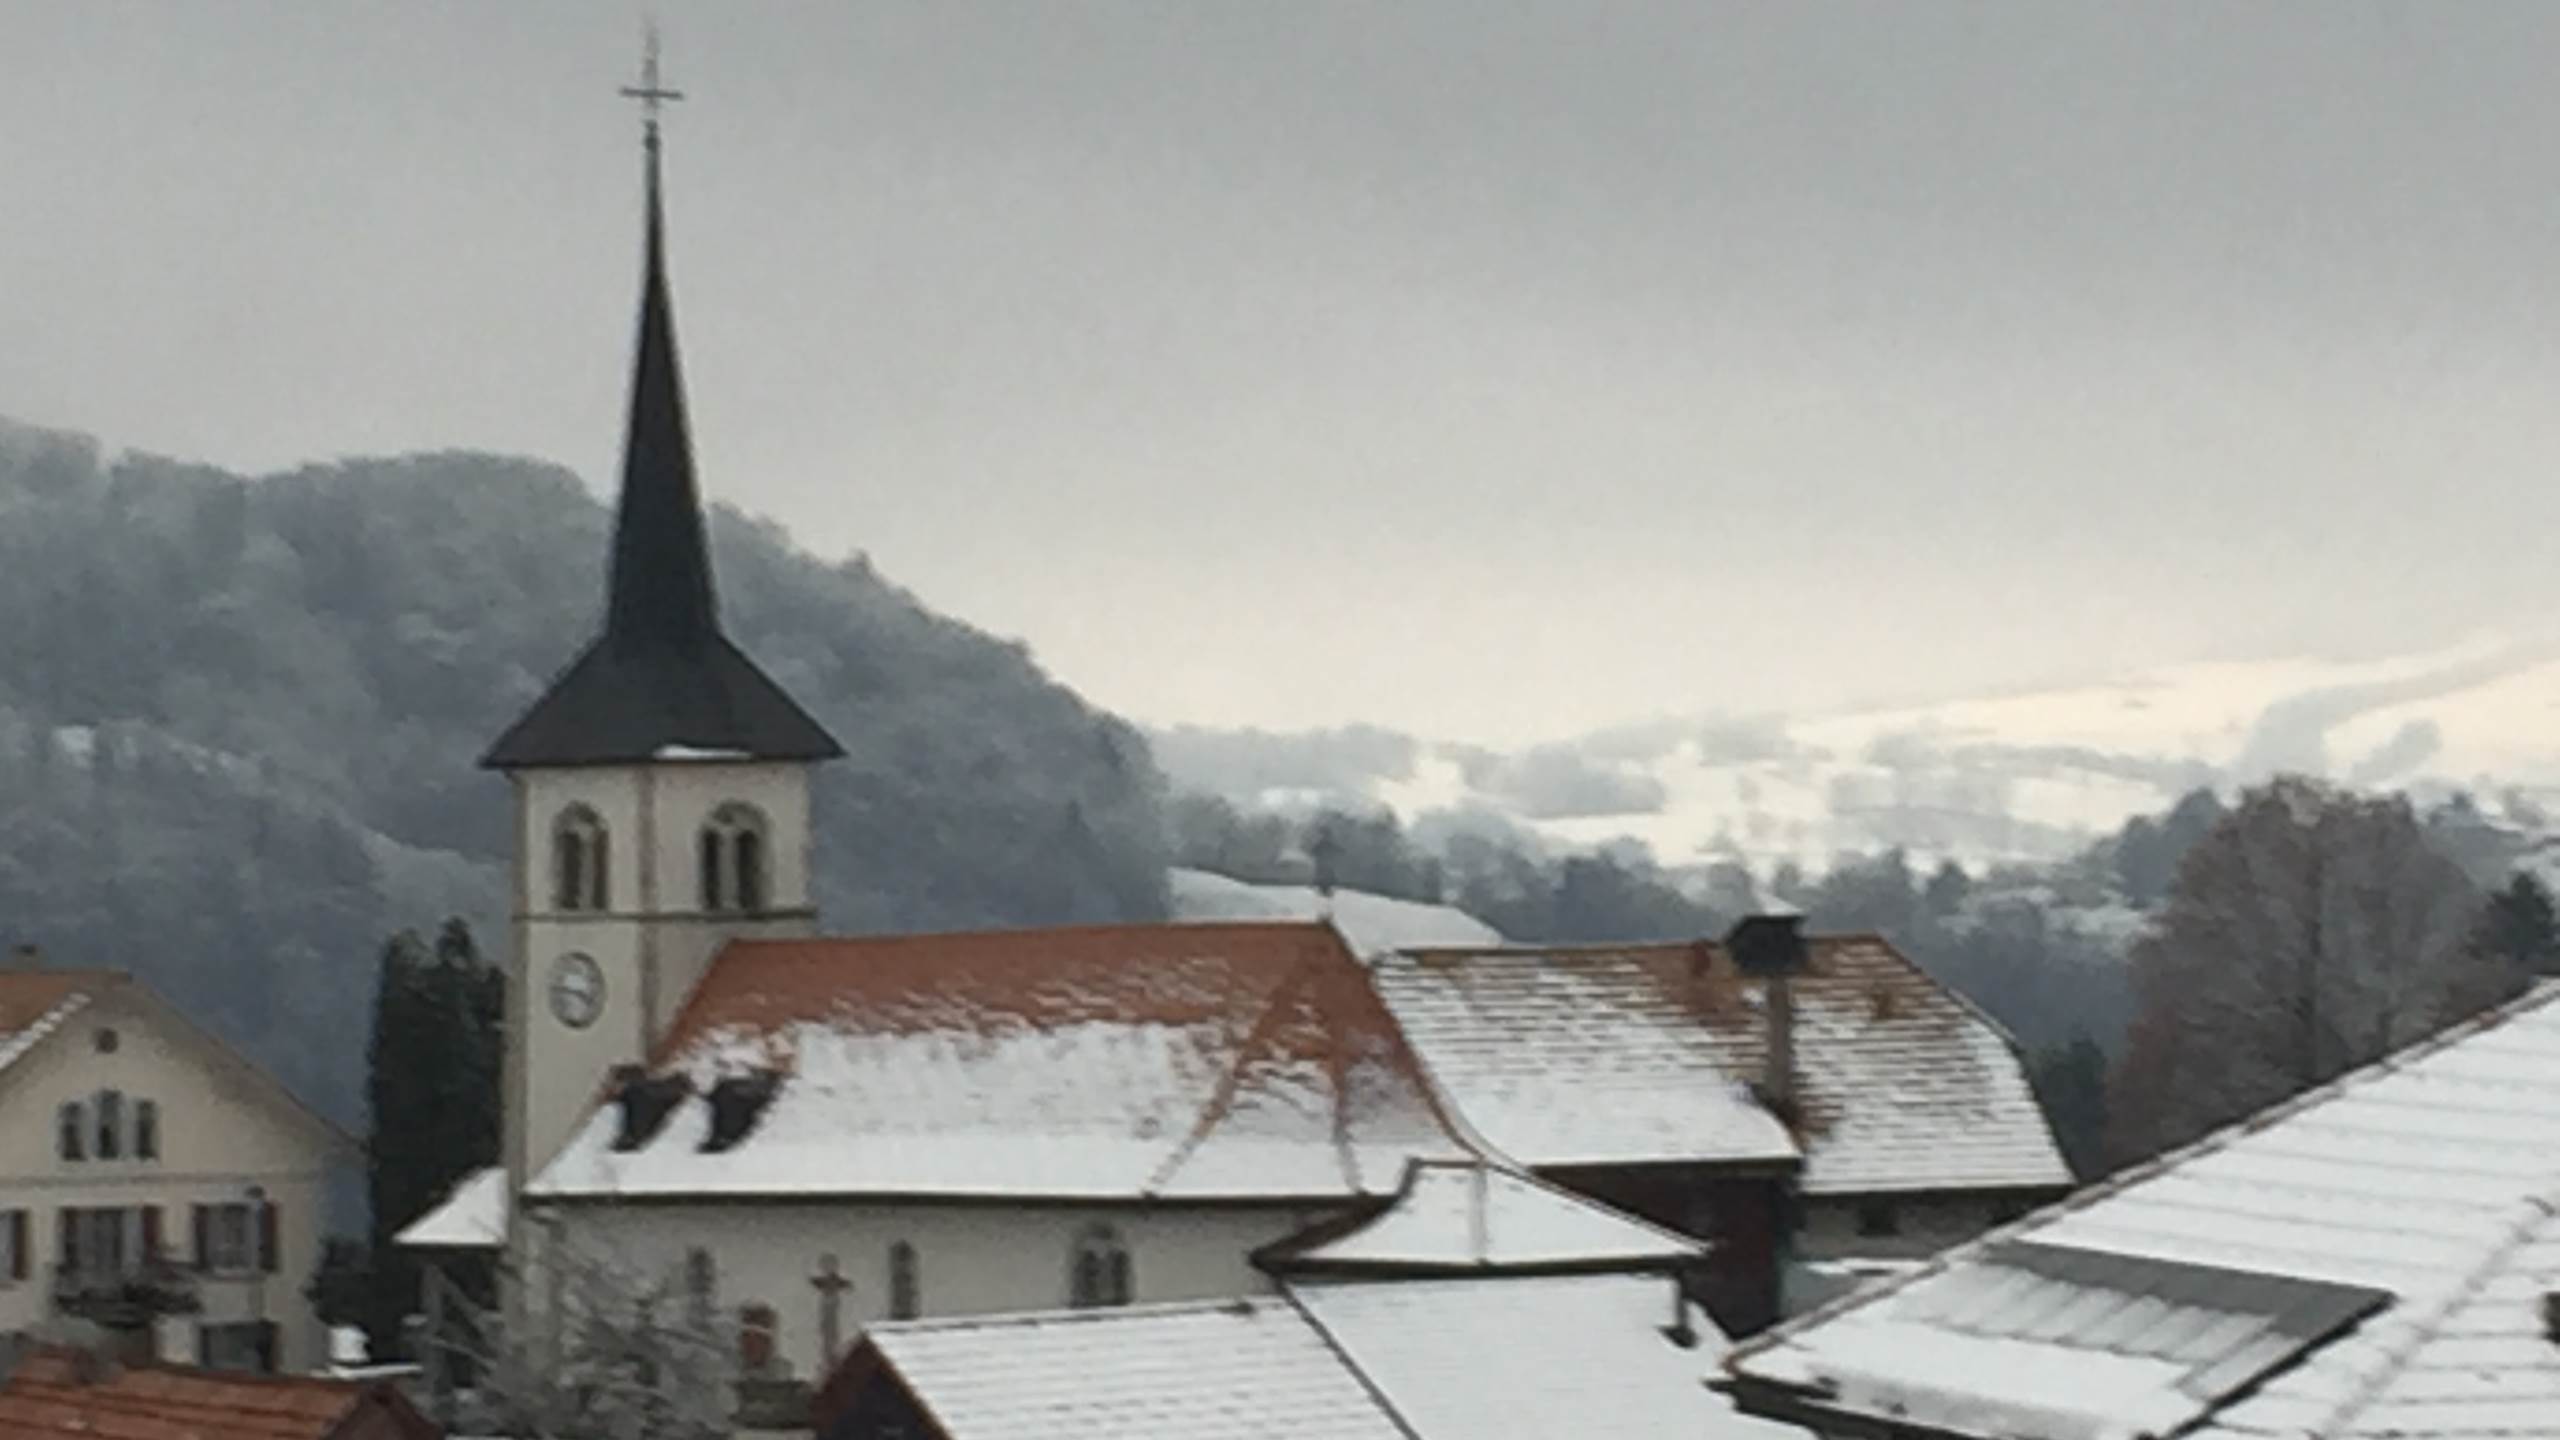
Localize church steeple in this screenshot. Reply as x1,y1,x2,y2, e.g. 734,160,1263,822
481,51,841,771
604,116,718,655
602,41,717,655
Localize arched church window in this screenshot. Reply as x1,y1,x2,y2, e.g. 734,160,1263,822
553,807,609,912
699,805,769,914
1068,1225,1132,1309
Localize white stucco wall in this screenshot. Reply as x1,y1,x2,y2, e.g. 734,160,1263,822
536,1198,1332,1383
0,986,340,1371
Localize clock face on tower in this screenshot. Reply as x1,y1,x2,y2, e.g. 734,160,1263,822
549,952,605,1030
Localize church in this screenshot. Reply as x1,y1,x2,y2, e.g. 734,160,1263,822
403,72,2069,1423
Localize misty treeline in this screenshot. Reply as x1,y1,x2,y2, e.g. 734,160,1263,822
0,418,1168,1124
1172,775,2560,1180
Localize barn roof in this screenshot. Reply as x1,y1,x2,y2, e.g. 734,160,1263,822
529,921,1474,1202
1370,936,2069,1193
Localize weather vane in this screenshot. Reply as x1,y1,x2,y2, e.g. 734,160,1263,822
620,23,686,149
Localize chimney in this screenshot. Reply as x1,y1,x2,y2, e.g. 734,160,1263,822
1727,914,1808,1119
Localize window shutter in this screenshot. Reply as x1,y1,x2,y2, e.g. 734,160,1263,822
191,1205,210,1272
258,1201,280,1274
141,1206,163,1264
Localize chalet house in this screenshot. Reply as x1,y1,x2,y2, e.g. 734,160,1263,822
813,1157,1796,1440
0,966,350,1373
1370,916,2071,1331
0,1348,438,1440
1724,978,2560,1438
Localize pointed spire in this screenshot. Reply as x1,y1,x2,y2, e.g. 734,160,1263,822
479,34,842,771
605,28,712,654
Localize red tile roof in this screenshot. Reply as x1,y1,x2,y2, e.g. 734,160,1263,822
534,922,1477,1200
0,1353,434,1440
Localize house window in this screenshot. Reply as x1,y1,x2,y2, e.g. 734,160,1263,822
56,1103,82,1162
1855,1199,1901,1238
553,806,610,912
1068,1225,1132,1309
888,1241,920,1321
0,1210,24,1283
698,805,769,913
135,1101,158,1162
92,1028,117,1054
95,1091,122,1160
196,1202,258,1272
59,1207,130,1279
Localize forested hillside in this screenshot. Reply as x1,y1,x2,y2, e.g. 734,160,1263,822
0,417,1168,1121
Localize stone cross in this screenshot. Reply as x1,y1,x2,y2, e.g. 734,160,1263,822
810,1253,853,1369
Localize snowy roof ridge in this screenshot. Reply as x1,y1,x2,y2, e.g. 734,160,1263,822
1258,1158,1709,1275
2309,1189,2560,1435
866,1293,1293,1338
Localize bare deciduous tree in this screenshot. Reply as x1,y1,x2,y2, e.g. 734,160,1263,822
2108,777,2504,1164
417,1235,733,1440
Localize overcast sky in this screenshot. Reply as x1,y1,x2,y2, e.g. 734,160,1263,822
7,3,2560,745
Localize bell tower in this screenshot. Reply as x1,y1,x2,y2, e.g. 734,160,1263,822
481,40,843,1221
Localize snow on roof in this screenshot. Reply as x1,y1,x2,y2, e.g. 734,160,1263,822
1727,981,2560,1440
824,1276,1791,1440
1289,1273,1801,1440
0,970,100,1075
530,922,1473,1202
1260,1159,1705,1275
835,1298,1412,1440
1167,868,1503,957
1371,937,2070,1191
394,1165,506,1250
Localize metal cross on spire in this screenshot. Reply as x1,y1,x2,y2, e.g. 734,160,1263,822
619,23,685,151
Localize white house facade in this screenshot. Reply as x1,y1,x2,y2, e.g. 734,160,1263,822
0,965,349,1372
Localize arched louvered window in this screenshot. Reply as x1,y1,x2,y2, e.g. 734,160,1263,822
699,804,769,914
553,806,609,912
1068,1225,1132,1309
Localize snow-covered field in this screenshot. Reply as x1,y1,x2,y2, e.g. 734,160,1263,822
1167,635,2560,871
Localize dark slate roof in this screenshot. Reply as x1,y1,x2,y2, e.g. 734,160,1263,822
483,131,841,770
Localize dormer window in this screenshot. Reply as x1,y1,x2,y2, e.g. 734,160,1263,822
699,804,768,914
553,806,610,912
